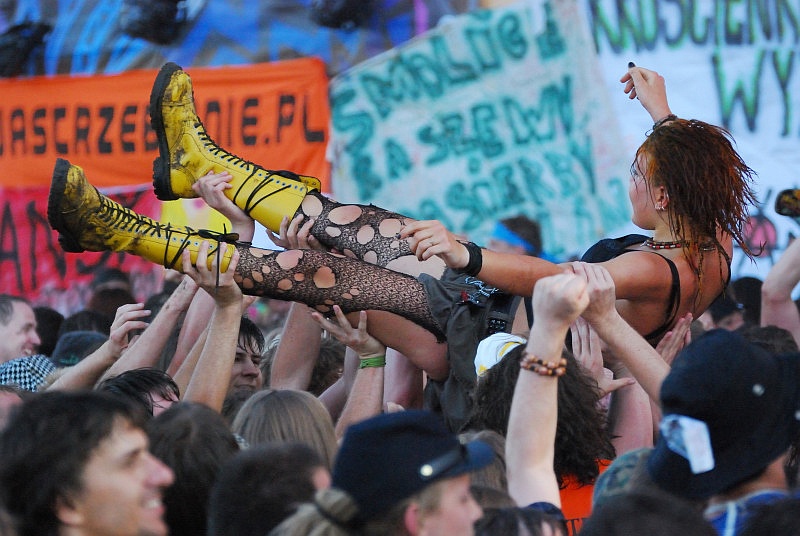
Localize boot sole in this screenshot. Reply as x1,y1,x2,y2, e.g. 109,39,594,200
149,62,182,201
48,158,86,253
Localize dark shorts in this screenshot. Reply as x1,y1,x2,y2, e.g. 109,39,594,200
419,269,520,432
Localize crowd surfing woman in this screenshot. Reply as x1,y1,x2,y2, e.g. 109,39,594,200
47,63,756,430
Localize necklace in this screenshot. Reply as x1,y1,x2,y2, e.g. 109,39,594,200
643,237,686,250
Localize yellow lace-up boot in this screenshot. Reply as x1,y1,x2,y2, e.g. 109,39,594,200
149,62,321,233
48,158,236,271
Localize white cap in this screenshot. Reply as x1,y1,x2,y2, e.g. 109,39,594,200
474,332,527,377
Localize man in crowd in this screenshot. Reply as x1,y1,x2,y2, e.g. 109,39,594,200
0,390,174,536
0,294,41,363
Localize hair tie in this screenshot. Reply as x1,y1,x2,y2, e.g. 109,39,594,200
313,497,358,531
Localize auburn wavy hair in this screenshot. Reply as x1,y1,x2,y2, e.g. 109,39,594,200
635,118,758,264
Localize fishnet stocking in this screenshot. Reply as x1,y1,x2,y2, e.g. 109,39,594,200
297,191,415,267
233,244,444,339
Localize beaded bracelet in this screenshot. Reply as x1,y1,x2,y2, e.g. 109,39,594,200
519,352,567,377
359,355,386,369
457,241,483,276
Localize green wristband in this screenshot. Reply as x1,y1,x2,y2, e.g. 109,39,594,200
359,355,386,369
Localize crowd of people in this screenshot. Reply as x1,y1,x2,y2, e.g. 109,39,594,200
1,61,799,536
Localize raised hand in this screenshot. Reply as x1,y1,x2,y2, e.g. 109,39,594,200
192,171,254,240
181,240,242,307
106,302,151,357
571,261,617,326
266,214,324,251
571,317,635,396
531,272,589,332
619,64,673,123
311,306,385,359
654,312,692,366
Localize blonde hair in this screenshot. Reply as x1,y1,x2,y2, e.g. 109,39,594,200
269,487,358,536
269,478,449,536
232,389,338,468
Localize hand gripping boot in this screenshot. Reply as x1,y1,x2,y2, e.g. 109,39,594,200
149,62,321,233
48,158,236,271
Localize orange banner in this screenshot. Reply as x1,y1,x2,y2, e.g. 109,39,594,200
0,185,166,309
0,58,330,190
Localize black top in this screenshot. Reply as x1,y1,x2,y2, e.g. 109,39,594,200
581,234,681,343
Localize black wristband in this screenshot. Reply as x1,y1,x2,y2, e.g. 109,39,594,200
457,241,483,276
651,114,677,131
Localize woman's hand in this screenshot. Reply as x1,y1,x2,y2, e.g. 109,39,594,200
400,220,469,266
619,65,673,123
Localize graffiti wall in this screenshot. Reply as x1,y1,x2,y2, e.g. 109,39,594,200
328,1,631,256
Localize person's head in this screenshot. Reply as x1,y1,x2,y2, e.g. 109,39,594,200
86,288,137,321
737,324,799,354
731,276,762,326
647,329,800,500
90,267,132,294
307,336,345,396
337,410,491,534
591,447,656,510
98,368,180,417
232,388,338,468
699,292,745,331
57,309,112,338
0,390,174,536
146,402,240,536
579,489,715,536
631,118,756,256
474,506,567,536
228,316,265,395
467,342,614,487
208,442,330,536
457,429,507,492
32,306,64,357
487,216,544,257
50,330,108,368
0,295,40,363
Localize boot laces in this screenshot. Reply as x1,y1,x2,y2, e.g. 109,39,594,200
191,121,299,218
97,196,199,268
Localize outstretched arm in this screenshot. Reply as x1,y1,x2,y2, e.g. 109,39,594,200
507,272,588,508
47,304,150,391
761,237,800,346
180,241,244,412
312,306,386,441
167,171,254,376
399,220,566,297
101,277,199,381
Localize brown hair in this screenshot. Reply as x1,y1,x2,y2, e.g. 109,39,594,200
636,119,757,262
